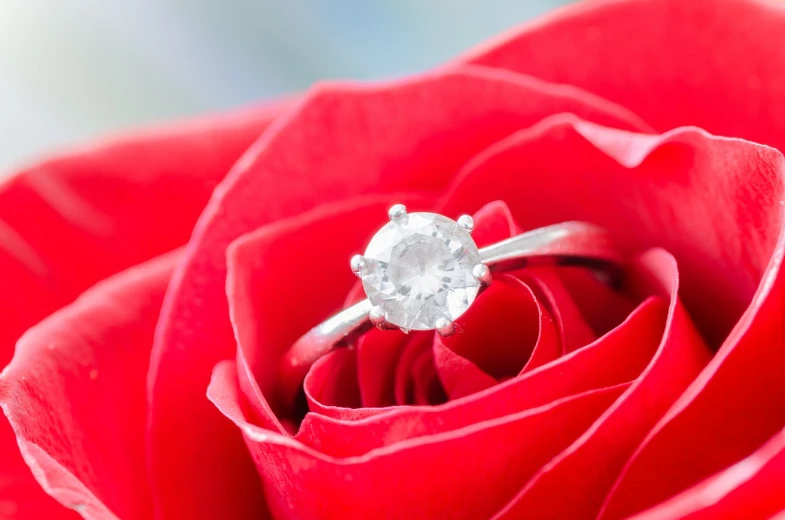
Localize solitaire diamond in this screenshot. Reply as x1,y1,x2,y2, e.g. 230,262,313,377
358,212,481,332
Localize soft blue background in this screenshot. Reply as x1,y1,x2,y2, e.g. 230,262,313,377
0,0,571,170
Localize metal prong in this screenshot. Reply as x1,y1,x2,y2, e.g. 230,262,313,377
457,214,475,233
350,254,366,275
472,263,492,285
369,305,389,329
388,204,407,221
434,317,456,337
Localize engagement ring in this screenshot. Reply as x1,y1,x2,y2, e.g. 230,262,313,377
278,204,624,411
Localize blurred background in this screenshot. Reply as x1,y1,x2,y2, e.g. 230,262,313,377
0,0,571,171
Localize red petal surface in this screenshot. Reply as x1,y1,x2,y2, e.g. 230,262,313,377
521,269,596,355
629,427,785,520
467,199,523,248
600,249,785,518
0,251,178,520
392,333,436,407
297,296,666,457
209,360,630,520
442,116,783,347
0,101,290,356
148,68,650,518
432,339,497,401
408,345,445,406
0,101,288,518
465,0,785,151
439,275,549,380
355,330,409,409
438,115,785,516
305,349,362,414
493,250,710,518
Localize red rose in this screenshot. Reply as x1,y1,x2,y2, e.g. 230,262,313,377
2,0,785,518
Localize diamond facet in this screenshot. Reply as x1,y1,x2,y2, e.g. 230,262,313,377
359,212,481,331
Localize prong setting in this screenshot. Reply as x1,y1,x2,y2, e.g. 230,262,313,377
457,214,475,233
472,263,492,285
388,204,407,221
350,254,366,275
358,210,482,332
369,305,389,329
434,317,456,337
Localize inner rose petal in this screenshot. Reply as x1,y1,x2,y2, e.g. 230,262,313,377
309,271,566,410
209,359,631,520
520,269,597,355
433,339,498,401
393,333,442,407
304,349,362,413
431,271,566,401
355,329,409,409
409,346,447,406
489,249,711,519
295,296,666,457
437,274,550,381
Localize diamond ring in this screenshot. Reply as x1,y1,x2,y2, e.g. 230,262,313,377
277,204,623,411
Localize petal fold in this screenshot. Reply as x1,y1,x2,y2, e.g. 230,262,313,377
0,251,180,519
464,0,785,151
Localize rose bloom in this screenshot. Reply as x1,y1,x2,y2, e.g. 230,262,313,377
2,0,785,518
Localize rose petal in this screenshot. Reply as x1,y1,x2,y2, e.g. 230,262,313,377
553,267,640,339
467,199,523,247
432,339,498,401
0,100,290,356
464,0,785,150
492,249,710,519
409,347,446,406
148,67,651,517
304,349,362,413
438,275,549,381
0,100,289,518
600,257,785,519
438,116,785,516
209,360,630,520
0,251,178,519
442,116,784,347
521,269,597,355
628,427,785,520
355,330,409,409
295,297,666,458
393,333,437,406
